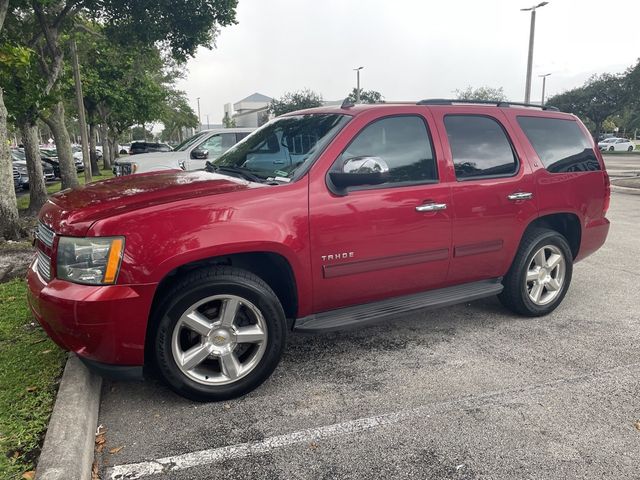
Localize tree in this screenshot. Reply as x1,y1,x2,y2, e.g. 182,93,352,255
548,73,626,140
0,0,20,239
268,89,323,116
159,90,198,143
347,88,383,104
454,86,507,102
222,111,236,128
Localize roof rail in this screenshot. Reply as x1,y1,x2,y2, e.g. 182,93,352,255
416,98,559,111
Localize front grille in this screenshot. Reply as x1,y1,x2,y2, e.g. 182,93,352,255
36,221,55,248
115,163,133,176
36,249,51,282
13,167,19,180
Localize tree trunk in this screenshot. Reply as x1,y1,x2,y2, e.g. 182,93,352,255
43,101,78,189
100,123,110,169
89,123,101,175
0,87,20,239
108,134,116,165
20,120,48,216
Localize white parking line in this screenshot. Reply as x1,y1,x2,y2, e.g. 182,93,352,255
106,362,640,479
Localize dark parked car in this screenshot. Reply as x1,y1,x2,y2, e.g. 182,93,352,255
129,141,172,155
40,148,85,174
28,100,610,401
11,149,55,186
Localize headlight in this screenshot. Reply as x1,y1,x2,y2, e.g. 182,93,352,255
57,237,125,285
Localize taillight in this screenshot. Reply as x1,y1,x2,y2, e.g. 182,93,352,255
603,171,610,216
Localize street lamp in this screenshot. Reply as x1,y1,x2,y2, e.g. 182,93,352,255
521,1,549,104
539,73,551,105
196,97,201,132
353,66,364,103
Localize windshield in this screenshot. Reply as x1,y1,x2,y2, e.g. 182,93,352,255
174,132,209,152
11,150,25,161
212,114,350,181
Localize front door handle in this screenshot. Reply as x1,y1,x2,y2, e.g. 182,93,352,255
507,192,533,201
416,202,447,212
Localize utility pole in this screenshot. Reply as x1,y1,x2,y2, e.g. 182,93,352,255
539,73,551,105
197,97,201,132
522,2,549,104
206,114,210,130
354,66,364,103
70,38,92,183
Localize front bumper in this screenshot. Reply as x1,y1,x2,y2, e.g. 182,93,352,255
27,259,157,367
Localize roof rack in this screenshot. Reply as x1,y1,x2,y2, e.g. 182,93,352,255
416,98,559,111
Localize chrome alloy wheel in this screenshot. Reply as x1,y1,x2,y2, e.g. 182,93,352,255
525,245,566,306
171,295,268,386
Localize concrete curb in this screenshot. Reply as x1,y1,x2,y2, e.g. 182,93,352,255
611,184,640,195
35,355,102,480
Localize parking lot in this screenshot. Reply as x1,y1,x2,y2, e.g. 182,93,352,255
96,190,639,480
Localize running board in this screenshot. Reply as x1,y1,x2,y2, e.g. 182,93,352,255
294,278,503,333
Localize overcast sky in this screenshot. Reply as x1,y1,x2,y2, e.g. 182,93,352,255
177,0,640,124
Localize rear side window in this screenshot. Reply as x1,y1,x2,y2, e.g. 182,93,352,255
444,115,518,180
517,116,600,173
339,116,437,185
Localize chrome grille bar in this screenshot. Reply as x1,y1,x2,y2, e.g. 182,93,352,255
36,249,51,282
36,221,55,248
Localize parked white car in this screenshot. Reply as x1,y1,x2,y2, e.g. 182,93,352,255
598,137,635,152
113,128,254,175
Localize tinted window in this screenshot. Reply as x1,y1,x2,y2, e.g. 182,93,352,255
517,116,600,173
338,116,437,184
236,132,250,142
444,115,518,179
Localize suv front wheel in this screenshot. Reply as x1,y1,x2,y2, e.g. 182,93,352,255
499,228,573,316
153,267,287,401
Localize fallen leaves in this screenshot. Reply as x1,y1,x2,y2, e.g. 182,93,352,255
95,424,107,453
109,446,124,455
21,471,35,480
26,386,37,393
634,420,640,431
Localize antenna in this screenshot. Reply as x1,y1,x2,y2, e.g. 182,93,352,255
341,97,355,109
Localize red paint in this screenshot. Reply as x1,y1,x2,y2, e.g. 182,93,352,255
28,103,610,368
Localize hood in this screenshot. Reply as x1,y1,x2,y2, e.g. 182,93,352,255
40,170,266,235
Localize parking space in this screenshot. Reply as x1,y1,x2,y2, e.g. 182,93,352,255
97,192,640,480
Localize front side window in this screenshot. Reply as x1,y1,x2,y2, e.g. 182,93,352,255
337,116,437,185
213,114,350,180
517,116,600,173
445,115,518,180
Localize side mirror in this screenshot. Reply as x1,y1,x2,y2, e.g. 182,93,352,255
329,156,390,191
191,148,209,160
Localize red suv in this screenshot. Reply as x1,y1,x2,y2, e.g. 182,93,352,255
27,100,610,401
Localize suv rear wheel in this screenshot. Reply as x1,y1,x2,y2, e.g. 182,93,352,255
153,266,287,401
499,228,573,316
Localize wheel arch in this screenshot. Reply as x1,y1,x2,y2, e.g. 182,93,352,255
523,212,581,259
144,250,300,370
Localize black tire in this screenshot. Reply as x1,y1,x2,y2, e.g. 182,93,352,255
628,146,634,152
499,228,573,317
153,266,287,401
609,146,615,151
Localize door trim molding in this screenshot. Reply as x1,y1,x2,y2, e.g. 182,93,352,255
454,240,503,257
323,249,449,279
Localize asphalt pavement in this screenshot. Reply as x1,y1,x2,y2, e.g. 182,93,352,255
97,191,640,480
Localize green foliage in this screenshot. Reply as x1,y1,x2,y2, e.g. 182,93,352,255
548,73,626,138
268,89,323,117
0,279,66,478
347,88,383,104
160,90,199,142
222,111,236,128
454,86,507,102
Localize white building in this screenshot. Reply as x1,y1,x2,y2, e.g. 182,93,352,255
225,93,273,128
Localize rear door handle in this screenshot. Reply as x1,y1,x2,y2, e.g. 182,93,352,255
416,202,447,212
507,192,533,201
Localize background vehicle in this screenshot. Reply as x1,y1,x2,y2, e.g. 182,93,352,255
597,137,635,152
11,149,55,186
129,141,172,155
119,143,131,155
40,148,85,173
28,101,610,402
114,128,253,175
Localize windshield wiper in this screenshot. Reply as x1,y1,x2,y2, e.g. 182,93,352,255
206,163,264,183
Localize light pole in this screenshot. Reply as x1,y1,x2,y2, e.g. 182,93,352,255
539,73,551,105
206,114,210,130
196,97,201,131
522,2,549,104
354,66,364,103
